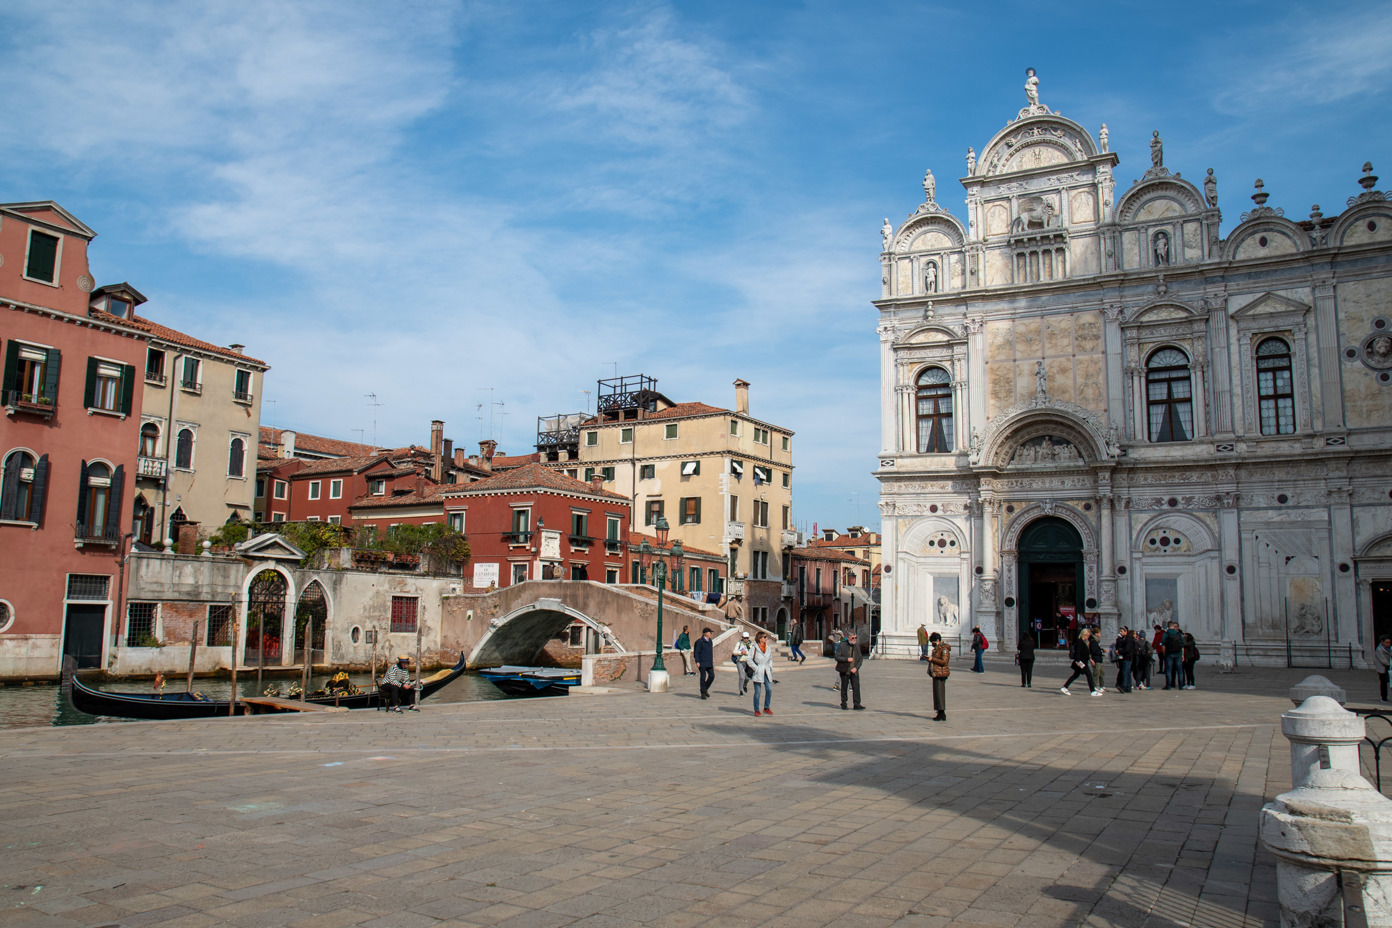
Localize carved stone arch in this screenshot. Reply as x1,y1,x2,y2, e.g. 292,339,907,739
977,114,1099,177
1329,203,1392,248
1003,503,1098,556
293,578,331,658
1359,532,1392,558
1130,299,1202,324
895,213,966,250
901,517,967,554
897,324,967,348
1131,512,1218,553
1222,217,1308,262
242,563,295,665
1116,178,1205,224
1144,342,1192,365
471,600,625,667
981,407,1108,469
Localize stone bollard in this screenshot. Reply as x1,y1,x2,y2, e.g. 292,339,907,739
1291,674,1348,707
1261,694,1392,926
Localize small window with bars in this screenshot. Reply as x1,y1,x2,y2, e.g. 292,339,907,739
391,596,419,633
67,575,110,600
206,605,233,645
126,602,157,646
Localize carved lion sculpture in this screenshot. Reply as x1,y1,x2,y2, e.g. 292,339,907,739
1012,198,1056,232
937,595,959,625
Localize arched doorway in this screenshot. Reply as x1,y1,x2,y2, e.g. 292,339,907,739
1017,518,1083,651
246,569,288,666
293,580,328,664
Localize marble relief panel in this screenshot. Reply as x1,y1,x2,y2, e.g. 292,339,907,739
986,203,1010,236
897,259,913,295
1121,230,1139,269
1043,316,1072,356
1014,360,1036,401
1073,236,1099,276
985,250,1012,288
1015,318,1041,356
1070,189,1097,225
986,321,1015,358
1344,369,1392,428
1044,358,1075,404
1135,198,1183,221
987,363,1015,413
1075,313,1102,353
1075,357,1105,411
913,230,953,251
1182,221,1202,261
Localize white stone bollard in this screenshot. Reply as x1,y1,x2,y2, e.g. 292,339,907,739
1291,674,1348,707
1261,692,1392,926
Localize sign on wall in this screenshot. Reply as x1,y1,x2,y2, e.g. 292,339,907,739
473,562,500,588
540,530,562,560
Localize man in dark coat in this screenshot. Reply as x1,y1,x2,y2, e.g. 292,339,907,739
834,632,865,710
789,622,807,664
693,628,715,699
1162,621,1185,690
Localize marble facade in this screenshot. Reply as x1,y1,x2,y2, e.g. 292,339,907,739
875,72,1392,666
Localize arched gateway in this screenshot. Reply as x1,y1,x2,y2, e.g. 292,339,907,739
1015,518,1084,649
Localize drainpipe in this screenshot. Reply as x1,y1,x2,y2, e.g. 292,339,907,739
158,349,180,545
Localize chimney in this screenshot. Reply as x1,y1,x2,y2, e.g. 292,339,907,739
415,471,426,494
228,344,245,354
282,430,296,458
590,474,604,494
479,439,497,461
454,448,466,468
734,378,750,415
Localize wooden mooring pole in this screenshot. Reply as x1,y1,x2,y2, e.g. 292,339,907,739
186,619,200,693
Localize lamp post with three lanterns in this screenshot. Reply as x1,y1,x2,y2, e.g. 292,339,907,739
639,516,683,693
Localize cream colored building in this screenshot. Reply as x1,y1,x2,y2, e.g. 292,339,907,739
90,285,269,545
542,376,796,629
875,71,1392,666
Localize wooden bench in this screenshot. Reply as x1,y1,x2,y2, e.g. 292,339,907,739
237,696,349,715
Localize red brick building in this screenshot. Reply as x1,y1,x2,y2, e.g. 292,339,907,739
787,546,870,643
0,202,149,678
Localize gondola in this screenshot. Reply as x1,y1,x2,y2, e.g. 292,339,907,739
477,665,581,697
65,652,469,721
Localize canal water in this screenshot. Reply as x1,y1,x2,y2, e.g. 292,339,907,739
0,672,511,729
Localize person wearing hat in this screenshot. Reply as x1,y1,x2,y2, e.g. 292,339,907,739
731,631,752,697
380,654,417,713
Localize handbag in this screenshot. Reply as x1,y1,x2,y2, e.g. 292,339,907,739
743,662,756,680
1014,653,1021,666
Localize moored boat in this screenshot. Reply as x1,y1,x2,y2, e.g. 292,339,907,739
65,652,469,720
477,666,580,697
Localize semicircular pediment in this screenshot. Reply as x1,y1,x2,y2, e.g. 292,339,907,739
978,114,1099,178
979,404,1110,469
894,212,966,251
1116,178,1206,224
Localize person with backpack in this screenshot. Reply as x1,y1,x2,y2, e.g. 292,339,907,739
1133,632,1153,690
1060,628,1100,696
1116,629,1138,693
1181,633,1200,690
1016,631,1035,688
1110,627,1128,690
970,626,987,673
928,631,950,720
1161,621,1185,690
731,631,751,697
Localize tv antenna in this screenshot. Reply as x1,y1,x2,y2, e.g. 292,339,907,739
476,388,506,442
364,393,382,447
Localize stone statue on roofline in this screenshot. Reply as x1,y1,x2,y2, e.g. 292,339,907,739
1150,131,1164,168
1205,168,1217,208
1099,123,1108,153
1024,67,1039,106
965,147,976,174
923,168,936,205
881,218,893,251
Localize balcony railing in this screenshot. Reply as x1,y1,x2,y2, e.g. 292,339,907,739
75,523,122,546
569,534,593,547
233,389,253,404
781,529,798,548
180,379,202,394
4,390,55,418
145,371,167,386
725,521,745,543
504,531,533,545
137,455,168,479
605,539,623,554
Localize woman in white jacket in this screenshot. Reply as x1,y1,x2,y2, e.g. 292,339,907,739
747,631,776,716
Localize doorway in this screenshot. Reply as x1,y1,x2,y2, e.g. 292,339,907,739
1017,517,1084,651
63,604,106,669
1374,581,1392,644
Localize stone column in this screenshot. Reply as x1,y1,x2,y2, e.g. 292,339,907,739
1192,360,1209,438
878,324,897,456
1313,279,1346,434
1330,484,1361,657
1103,305,1126,431
879,501,899,655
1206,296,1235,436
1219,492,1241,644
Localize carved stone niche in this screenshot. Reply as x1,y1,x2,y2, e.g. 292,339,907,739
1008,435,1085,466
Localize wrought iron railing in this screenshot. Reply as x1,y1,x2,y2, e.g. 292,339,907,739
75,523,122,545
504,531,533,545
4,390,55,415
233,389,253,404
180,379,202,394
569,534,593,547
145,370,167,386
1354,708,1392,794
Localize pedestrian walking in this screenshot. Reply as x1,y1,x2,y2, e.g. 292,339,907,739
1016,632,1035,687
835,631,865,710
928,632,950,721
674,626,693,676
917,623,930,661
1133,632,1153,690
970,626,986,673
747,630,776,716
693,628,715,699
1161,621,1185,690
732,631,752,696
789,622,807,664
1088,629,1106,693
1376,636,1392,703
1116,628,1138,693
1181,633,1200,690
1060,628,1100,696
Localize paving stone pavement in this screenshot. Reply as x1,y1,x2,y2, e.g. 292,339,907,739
3,655,1378,928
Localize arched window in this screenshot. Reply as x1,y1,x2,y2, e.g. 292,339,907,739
915,367,954,453
79,461,112,538
139,423,160,457
1146,347,1193,442
175,428,194,469
1256,337,1296,435
227,437,245,477
0,450,46,523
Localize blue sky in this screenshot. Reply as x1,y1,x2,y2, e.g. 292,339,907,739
2,1,1389,533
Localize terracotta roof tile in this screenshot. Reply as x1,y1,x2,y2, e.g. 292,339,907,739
440,462,629,501
105,311,269,367
351,484,450,510
290,454,397,477
259,426,380,459
489,452,540,469
789,546,869,564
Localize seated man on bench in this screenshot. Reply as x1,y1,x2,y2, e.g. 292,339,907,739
380,654,418,713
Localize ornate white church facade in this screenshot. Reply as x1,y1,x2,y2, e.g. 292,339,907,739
875,71,1392,667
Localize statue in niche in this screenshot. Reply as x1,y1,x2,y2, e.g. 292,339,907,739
1014,197,1056,232
1154,230,1171,266
1150,130,1164,168
970,427,982,454
1024,67,1039,106
1040,436,1054,459
1011,435,1080,465
1204,168,1218,208
923,168,936,204
1291,602,1324,637
1035,360,1047,398
881,218,893,251
923,260,938,293
937,596,959,625
1368,334,1392,367
1099,123,1109,153
1146,599,1174,628
966,147,976,174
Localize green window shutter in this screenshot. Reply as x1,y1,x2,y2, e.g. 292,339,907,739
105,465,125,537
2,342,18,398
0,452,19,520
43,349,61,405
694,497,701,524
26,232,59,282
119,364,136,415
75,460,89,528
84,358,98,408
30,455,49,525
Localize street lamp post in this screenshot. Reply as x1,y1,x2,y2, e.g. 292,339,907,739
639,516,683,693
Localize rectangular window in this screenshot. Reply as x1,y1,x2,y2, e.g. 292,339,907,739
206,605,233,646
583,467,596,482
664,423,678,439
729,495,738,521
512,508,530,533
308,480,321,500
681,460,699,476
752,465,771,485
255,478,266,498
729,418,739,436
782,505,790,530
620,427,634,444
327,515,341,524
272,512,285,522
752,499,769,527
233,369,252,403
370,478,385,495
145,349,166,384
67,575,110,600
24,230,59,283
585,431,598,446
571,511,588,539
709,569,721,594
782,472,790,488
754,427,770,445
640,464,655,480
448,512,464,533
601,466,615,481
390,596,419,633
181,357,201,391
680,496,701,524
90,361,123,412
126,602,157,646
329,479,343,499
306,516,321,522
273,480,287,500
606,567,619,584
607,515,621,542
781,436,790,452
730,460,744,478
645,499,664,526
689,566,702,592
570,564,588,581
512,563,528,585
